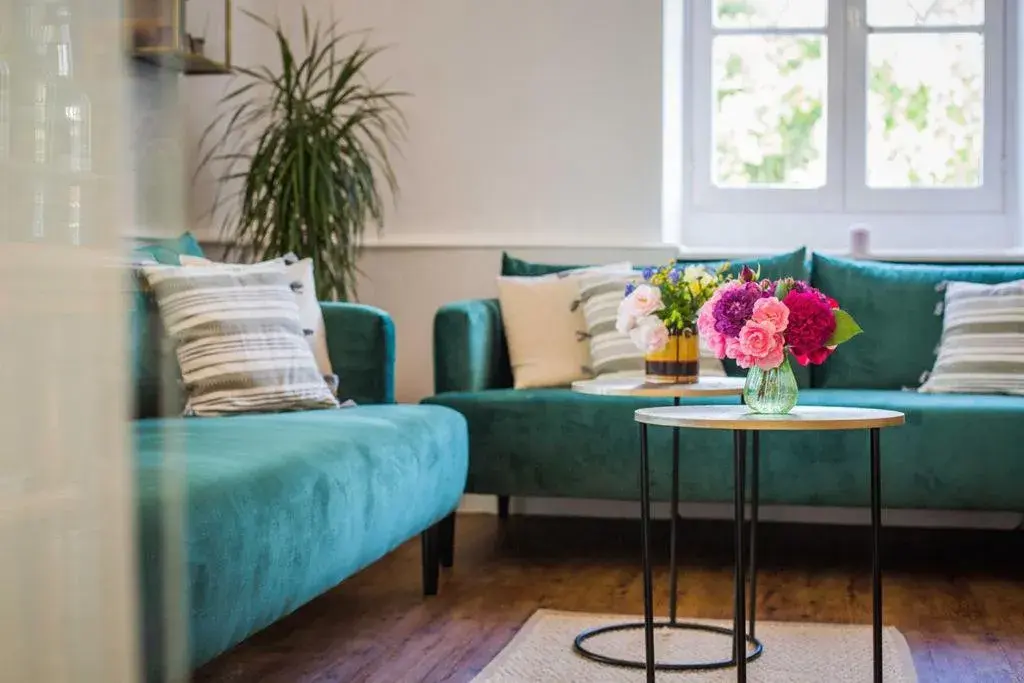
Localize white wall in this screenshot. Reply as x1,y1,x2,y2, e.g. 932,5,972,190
183,0,1023,404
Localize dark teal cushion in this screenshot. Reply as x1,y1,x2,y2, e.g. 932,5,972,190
130,234,206,418
423,387,1024,512
499,248,811,386
810,254,1024,389
500,247,808,281
135,405,468,675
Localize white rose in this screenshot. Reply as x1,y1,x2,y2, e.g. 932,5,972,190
629,315,670,353
629,284,665,317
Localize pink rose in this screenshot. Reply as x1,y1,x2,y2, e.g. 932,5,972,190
751,297,789,333
737,320,779,358
755,335,786,370
725,337,757,369
703,330,728,359
626,284,665,317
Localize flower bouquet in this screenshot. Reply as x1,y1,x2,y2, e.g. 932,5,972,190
697,267,863,413
616,263,731,384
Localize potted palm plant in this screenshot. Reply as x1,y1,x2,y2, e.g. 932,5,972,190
198,9,406,300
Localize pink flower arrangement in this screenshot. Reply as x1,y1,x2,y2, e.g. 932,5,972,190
698,267,862,371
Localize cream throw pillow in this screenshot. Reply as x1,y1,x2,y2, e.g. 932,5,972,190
498,263,631,389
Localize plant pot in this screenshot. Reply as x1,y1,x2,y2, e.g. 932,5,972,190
743,355,799,414
645,331,699,384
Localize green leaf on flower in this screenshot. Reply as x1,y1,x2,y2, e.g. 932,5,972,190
773,279,791,301
827,309,863,347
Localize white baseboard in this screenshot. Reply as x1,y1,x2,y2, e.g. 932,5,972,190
457,494,1023,530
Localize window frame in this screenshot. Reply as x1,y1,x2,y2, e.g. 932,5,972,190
685,0,1007,214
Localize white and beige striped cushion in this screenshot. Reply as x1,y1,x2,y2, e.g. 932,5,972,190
577,270,727,377
140,261,339,416
919,279,1024,395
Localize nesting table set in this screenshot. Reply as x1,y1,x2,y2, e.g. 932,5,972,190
571,375,905,683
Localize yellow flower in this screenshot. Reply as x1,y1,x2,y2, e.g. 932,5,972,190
688,280,702,296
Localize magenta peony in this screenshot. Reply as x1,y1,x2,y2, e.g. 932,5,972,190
782,290,836,362
713,282,763,337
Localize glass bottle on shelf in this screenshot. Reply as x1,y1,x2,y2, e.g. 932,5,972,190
29,0,92,243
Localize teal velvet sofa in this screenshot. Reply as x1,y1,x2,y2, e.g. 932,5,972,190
131,236,469,678
423,250,1024,517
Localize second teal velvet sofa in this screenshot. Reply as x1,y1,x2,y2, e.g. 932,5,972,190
423,249,1024,516
131,236,469,679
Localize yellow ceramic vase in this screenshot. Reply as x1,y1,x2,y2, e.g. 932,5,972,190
645,330,699,384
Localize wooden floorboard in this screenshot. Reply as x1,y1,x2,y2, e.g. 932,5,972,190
194,514,1024,683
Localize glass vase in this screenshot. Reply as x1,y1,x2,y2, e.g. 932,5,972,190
743,356,799,414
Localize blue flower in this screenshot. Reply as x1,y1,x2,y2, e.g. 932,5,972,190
668,268,681,283
624,282,636,296
642,267,654,280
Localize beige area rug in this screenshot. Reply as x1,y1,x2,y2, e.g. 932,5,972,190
472,610,917,682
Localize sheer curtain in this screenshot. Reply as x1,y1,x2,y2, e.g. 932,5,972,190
0,1,184,681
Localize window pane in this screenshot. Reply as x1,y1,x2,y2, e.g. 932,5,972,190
714,0,827,29
712,36,827,189
866,0,983,27
866,33,983,188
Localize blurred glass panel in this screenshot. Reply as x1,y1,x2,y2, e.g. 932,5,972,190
867,0,983,27
712,35,828,188
866,33,984,187
714,0,827,29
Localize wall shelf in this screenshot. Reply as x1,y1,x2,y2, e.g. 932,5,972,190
131,47,229,75
126,0,232,77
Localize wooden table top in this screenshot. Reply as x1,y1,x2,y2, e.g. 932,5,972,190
634,405,906,431
572,375,745,398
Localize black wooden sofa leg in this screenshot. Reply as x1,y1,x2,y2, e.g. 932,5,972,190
421,522,440,596
497,495,510,520
439,512,456,569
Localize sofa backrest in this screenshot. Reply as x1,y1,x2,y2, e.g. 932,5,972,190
500,247,814,387
810,253,1024,389
129,233,205,418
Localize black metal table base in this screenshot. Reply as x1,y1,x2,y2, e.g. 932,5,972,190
600,398,887,683
574,621,763,671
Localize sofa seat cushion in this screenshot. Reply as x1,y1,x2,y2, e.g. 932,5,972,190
135,404,468,672
423,388,1024,512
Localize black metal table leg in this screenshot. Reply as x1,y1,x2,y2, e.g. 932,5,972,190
575,405,762,674
640,423,656,683
749,432,760,642
871,428,883,683
733,430,747,683
669,396,681,625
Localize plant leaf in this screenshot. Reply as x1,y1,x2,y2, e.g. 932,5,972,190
826,309,863,347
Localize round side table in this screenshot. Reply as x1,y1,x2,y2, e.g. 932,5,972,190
570,376,754,673
634,405,906,683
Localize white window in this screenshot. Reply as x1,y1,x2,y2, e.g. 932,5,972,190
687,0,1005,213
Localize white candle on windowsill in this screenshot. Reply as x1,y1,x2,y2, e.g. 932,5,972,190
850,224,871,259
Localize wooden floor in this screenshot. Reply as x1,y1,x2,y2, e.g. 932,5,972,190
195,513,1024,683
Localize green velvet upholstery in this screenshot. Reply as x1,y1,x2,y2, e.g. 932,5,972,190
811,254,1024,389
422,388,1024,512
323,302,397,404
136,404,469,676
429,254,1024,517
134,302,469,678
434,299,513,394
500,247,809,281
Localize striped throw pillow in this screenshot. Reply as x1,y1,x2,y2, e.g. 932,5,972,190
919,279,1024,395
577,270,727,377
140,261,340,416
